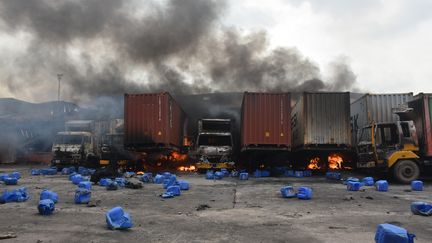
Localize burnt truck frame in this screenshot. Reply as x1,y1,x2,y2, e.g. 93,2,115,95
194,119,235,171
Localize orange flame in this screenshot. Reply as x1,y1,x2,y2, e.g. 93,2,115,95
307,157,321,170
169,151,188,162
178,165,196,172
328,154,343,170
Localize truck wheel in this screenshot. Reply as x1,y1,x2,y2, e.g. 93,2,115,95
392,160,420,184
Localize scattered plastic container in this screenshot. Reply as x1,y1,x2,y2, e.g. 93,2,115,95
71,174,88,185
0,187,29,203
40,189,58,203
75,188,91,204
411,201,432,216
0,173,9,181
107,181,119,191
69,172,78,181
239,172,249,180
280,186,296,198
154,174,164,184
411,180,423,191
162,175,177,189
285,170,295,177
220,169,229,177
115,178,126,187
79,181,92,190
214,172,223,180
205,171,215,180
99,178,112,187
343,177,360,185
297,187,312,200
166,185,181,196
375,180,389,192
347,181,361,191
303,170,312,177
178,180,189,190
375,223,415,243
9,172,21,179
38,199,55,215
3,177,18,185
253,169,270,177
326,171,342,180
31,169,41,175
61,167,76,175
106,206,133,230
362,177,375,186
140,173,153,183
294,171,304,178
231,171,239,177
41,168,57,175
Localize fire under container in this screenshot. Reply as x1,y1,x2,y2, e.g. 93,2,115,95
241,92,291,151
124,93,187,150
351,93,413,144
291,92,351,150
403,93,432,157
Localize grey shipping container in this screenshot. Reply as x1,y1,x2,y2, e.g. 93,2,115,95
351,93,413,143
291,92,351,149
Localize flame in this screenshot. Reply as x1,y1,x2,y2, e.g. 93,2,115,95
169,151,188,162
328,154,343,170
178,165,196,172
307,157,321,170
183,136,192,147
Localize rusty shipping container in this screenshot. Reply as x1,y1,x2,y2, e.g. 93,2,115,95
406,94,432,157
351,93,413,143
291,92,351,149
124,93,187,150
241,92,291,151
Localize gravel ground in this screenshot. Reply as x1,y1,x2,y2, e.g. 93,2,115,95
1,164,431,243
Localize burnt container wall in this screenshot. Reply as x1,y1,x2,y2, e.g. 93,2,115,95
407,94,432,157
241,92,291,149
351,93,413,144
124,93,185,149
292,92,351,149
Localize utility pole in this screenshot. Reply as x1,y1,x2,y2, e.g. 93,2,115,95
57,74,63,102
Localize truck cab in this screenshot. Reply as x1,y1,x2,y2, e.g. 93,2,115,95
357,120,420,183
194,119,235,171
51,131,97,167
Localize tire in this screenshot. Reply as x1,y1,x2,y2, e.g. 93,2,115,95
392,160,420,184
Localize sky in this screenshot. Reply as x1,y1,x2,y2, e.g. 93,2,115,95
0,0,431,103
225,0,432,93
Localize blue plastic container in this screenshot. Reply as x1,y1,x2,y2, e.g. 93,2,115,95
154,174,164,184
326,171,342,180
41,168,57,175
0,173,9,181
411,201,432,216
205,171,215,180
347,181,361,191
231,171,239,177
107,181,119,190
376,180,389,192
166,185,181,196
71,174,88,185
99,178,112,187
285,170,295,177
40,189,58,203
69,172,77,180
214,172,223,180
297,187,312,200
239,172,249,180
220,169,229,177
74,188,91,204
411,180,423,191
303,170,312,177
38,199,55,215
78,181,92,190
9,172,21,179
61,167,76,175
280,186,296,198
362,177,375,186
178,180,189,190
4,177,18,185
295,171,304,178
375,223,415,243
106,207,133,230
115,178,126,187
0,187,29,203
31,169,41,175
162,172,172,180
141,173,153,183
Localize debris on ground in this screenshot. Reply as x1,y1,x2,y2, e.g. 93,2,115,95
0,232,17,240
106,207,133,230
125,179,143,189
365,196,374,200
196,204,211,211
87,199,101,207
343,196,354,201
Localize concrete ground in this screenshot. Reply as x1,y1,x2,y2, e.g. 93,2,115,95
0,164,431,243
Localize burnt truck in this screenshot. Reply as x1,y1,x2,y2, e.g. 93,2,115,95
51,120,100,168
356,93,432,183
195,119,235,171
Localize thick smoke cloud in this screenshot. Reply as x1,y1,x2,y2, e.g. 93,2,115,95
0,0,359,104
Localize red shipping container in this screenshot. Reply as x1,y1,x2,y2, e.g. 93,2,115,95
241,92,291,150
124,93,186,150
